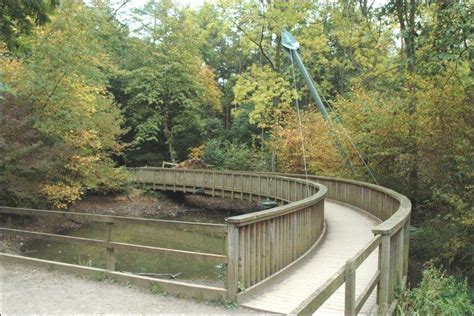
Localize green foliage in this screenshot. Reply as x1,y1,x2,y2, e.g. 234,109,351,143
233,65,294,129
0,2,126,208
0,0,58,52
149,282,164,295
201,139,270,171
213,297,238,310
396,266,473,316
89,272,115,283
411,187,473,281
115,0,223,164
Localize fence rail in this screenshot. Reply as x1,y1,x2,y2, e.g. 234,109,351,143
0,205,227,299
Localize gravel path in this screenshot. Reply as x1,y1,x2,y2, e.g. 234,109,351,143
0,262,257,314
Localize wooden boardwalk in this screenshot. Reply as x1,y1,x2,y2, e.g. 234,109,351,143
240,201,379,314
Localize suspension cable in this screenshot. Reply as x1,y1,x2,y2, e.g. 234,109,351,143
289,53,311,196
311,77,379,185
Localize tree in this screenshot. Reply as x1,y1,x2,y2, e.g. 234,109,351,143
0,2,126,208
0,0,58,52
121,0,222,164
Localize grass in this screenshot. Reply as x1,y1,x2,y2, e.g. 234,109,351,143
149,282,165,295
89,271,116,283
212,297,238,310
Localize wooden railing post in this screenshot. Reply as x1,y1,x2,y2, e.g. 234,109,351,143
227,223,239,301
106,222,115,271
344,258,356,316
378,233,390,313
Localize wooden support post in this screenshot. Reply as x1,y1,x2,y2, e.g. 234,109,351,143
106,222,115,271
378,234,391,314
345,259,356,316
227,224,239,301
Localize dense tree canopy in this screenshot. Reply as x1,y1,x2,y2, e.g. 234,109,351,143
0,0,472,295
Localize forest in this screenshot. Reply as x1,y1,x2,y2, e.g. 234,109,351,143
0,0,472,313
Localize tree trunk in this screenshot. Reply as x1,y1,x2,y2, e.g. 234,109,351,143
163,112,177,163
395,0,419,203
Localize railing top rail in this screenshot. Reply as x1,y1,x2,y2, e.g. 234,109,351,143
226,177,326,225
130,167,323,186
271,172,412,235
129,167,328,227
129,167,411,233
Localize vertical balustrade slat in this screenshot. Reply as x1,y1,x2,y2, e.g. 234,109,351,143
396,227,404,288
255,222,261,283
245,226,251,288
221,173,225,197
211,171,215,196
253,223,258,285
238,224,245,288
240,174,244,201
249,175,253,202
231,173,235,199
378,233,391,313
402,218,410,289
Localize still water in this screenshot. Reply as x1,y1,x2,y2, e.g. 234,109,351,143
23,210,230,284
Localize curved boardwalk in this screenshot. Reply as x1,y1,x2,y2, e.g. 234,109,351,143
240,201,379,314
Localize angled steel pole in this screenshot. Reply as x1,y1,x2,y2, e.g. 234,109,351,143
281,29,355,173
281,30,330,121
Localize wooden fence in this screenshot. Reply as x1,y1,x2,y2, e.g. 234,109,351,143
1,167,410,314
0,206,227,300
127,167,327,300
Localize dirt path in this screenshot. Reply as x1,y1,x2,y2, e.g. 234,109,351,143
0,262,256,314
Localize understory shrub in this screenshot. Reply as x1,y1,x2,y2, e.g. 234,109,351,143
396,266,473,315
201,139,271,171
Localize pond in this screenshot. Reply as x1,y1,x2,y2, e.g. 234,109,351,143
22,209,232,286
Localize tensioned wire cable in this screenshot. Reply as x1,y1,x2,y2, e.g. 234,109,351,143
307,75,379,185
289,52,311,197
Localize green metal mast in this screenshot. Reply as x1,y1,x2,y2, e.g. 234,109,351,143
281,30,330,121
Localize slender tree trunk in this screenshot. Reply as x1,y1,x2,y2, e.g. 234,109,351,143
395,0,419,203
163,111,177,163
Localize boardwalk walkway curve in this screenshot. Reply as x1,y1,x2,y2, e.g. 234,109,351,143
0,167,411,315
